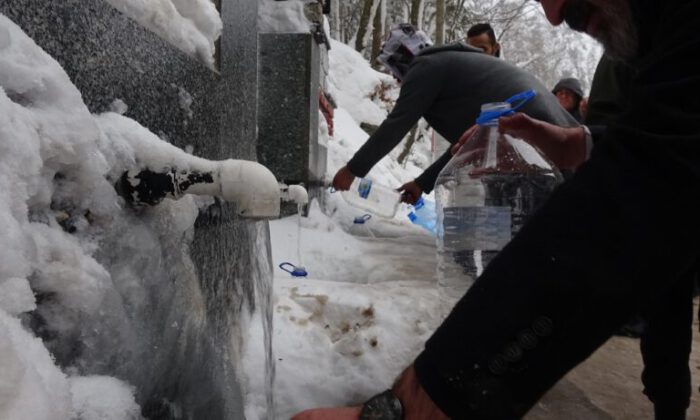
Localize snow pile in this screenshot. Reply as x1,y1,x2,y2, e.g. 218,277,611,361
258,0,313,33
104,0,222,67
70,376,141,420
327,39,397,127
0,13,221,418
0,311,72,419
243,201,441,419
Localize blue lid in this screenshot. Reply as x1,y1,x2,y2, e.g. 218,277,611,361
353,214,372,224
291,267,308,277
414,196,425,210
279,262,308,277
408,212,417,222
476,89,537,125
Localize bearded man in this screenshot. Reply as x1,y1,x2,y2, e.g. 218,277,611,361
295,0,700,418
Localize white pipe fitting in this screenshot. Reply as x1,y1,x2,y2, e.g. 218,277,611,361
217,159,281,219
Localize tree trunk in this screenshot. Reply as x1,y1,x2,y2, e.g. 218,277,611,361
410,0,422,28
370,0,386,68
355,0,379,53
398,125,419,165
435,0,445,45
330,0,340,40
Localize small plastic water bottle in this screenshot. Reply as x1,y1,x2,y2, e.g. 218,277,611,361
341,178,400,218
408,197,437,236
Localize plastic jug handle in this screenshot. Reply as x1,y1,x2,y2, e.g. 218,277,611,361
279,262,295,274
505,89,537,113
475,89,537,125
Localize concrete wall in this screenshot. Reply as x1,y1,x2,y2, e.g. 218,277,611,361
0,1,266,419
258,32,329,215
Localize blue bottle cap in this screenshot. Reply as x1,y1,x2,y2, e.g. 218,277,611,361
408,212,417,222
414,196,425,210
353,214,372,224
279,262,308,277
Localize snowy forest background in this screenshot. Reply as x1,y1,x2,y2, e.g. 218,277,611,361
327,0,602,92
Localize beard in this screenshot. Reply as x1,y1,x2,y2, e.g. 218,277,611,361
563,0,639,60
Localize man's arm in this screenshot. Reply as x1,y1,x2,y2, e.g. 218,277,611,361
414,150,452,194
346,58,445,178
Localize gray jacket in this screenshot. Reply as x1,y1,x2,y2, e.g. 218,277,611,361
346,43,578,192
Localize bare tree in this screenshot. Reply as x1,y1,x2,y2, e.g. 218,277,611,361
435,0,445,44
330,0,341,40
370,0,387,67
355,0,379,52
409,0,423,28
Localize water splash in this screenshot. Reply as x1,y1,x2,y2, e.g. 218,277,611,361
296,204,304,268
253,221,276,419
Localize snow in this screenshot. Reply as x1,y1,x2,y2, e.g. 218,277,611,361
0,13,216,419
69,376,141,420
104,0,222,67
327,39,396,127
242,28,444,419
0,311,72,420
243,201,442,419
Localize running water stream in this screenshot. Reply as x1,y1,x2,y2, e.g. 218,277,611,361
297,204,304,268
253,220,277,419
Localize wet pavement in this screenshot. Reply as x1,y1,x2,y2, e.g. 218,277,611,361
527,300,700,419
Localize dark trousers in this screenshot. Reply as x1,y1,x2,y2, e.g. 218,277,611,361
414,141,700,419
641,272,695,420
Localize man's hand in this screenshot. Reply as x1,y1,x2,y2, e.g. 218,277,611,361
451,124,479,155
398,181,423,204
291,365,448,420
498,113,587,170
291,406,362,420
332,166,356,191
393,365,449,420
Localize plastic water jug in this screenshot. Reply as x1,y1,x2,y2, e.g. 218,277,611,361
341,178,400,218
434,90,563,307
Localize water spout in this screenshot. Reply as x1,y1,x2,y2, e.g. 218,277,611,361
116,159,285,219
279,184,309,206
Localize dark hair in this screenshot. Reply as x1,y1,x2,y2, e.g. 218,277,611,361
467,23,497,45
467,23,499,57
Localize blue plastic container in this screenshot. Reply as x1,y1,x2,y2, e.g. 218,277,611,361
408,196,437,236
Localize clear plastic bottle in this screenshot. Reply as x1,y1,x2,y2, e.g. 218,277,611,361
408,196,437,236
341,178,401,218
434,95,563,309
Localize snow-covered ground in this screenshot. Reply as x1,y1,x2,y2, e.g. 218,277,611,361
242,26,444,419
104,0,222,67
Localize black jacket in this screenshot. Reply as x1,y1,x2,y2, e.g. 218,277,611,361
414,0,700,417
346,43,577,193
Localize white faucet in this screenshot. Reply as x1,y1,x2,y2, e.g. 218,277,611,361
279,184,309,206
118,159,310,219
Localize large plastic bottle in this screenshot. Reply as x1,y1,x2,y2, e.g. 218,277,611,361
408,196,437,236
341,178,401,218
434,90,563,308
